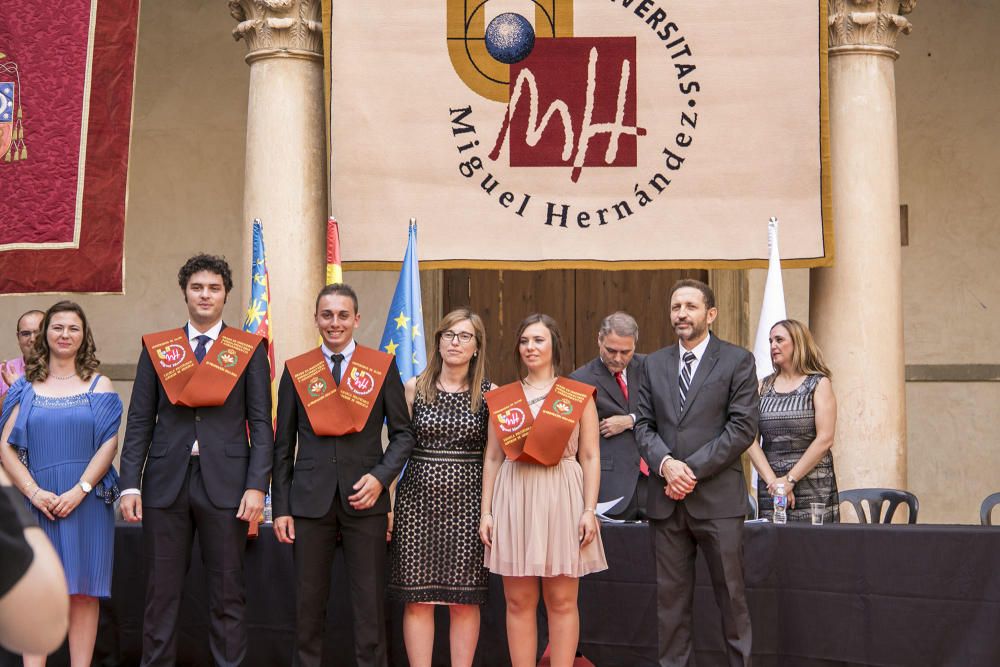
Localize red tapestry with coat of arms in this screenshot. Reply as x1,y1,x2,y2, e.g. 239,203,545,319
0,0,139,293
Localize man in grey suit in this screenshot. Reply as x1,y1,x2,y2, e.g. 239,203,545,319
570,311,647,520
635,279,759,667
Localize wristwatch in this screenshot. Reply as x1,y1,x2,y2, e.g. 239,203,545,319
79,480,93,494
786,474,797,485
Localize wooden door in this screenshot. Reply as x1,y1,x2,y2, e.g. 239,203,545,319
442,269,708,384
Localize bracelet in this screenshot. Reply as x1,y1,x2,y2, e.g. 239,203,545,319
582,507,596,514
29,487,40,503
24,480,36,493
481,513,493,519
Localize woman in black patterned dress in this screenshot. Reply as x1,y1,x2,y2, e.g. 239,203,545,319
389,308,494,667
749,319,840,522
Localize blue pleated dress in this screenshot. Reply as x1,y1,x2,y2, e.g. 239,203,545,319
0,376,121,598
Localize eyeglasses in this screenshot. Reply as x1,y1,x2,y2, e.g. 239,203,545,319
17,330,37,339
441,330,475,344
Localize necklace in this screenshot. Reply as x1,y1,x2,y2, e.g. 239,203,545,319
49,370,78,380
522,376,556,391
436,379,468,393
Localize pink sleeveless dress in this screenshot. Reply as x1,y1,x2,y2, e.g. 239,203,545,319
485,385,608,577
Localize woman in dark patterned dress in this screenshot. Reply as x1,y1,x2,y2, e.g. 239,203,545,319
389,308,494,667
749,319,840,523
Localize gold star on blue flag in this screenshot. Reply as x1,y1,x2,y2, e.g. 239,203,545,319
379,221,426,381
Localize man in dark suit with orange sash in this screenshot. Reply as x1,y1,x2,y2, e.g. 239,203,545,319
272,283,415,667
119,254,273,667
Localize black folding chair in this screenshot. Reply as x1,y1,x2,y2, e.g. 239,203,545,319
839,488,919,524
980,492,1000,526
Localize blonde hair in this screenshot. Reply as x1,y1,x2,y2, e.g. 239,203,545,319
766,319,832,386
414,309,488,413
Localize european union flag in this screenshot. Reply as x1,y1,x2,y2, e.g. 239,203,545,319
379,222,426,382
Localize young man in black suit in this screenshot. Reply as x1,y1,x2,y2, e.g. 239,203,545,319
120,254,274,667
635,279,759,667
570,311,647,520
272,283,415,667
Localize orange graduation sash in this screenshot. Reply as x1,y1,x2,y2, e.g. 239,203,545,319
142,327,264,408
284,345,394,436
486,377,596,466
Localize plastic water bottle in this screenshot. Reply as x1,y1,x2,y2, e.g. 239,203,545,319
262,493,273,524
773,483,787,524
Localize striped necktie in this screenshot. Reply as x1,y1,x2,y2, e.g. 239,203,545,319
679,351,696,408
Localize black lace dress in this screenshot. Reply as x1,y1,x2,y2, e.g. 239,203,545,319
388,379,491,604
756,374,840,523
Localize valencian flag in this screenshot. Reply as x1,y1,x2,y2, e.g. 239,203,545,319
243,219,277,415
326,217,343,284
378,221,426,382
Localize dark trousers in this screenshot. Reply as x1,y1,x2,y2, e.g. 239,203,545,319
607,475,649,521
651,504,751,667
141,457,248,667
293,493,389,667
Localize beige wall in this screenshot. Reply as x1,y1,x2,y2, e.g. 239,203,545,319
896,1,1000,523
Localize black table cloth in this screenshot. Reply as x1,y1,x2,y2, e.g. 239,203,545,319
5,521,1000,666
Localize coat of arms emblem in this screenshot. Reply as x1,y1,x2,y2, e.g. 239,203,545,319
0,54,27,162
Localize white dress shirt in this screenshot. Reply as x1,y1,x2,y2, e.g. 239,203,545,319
187,321,223,456
322,339,356,376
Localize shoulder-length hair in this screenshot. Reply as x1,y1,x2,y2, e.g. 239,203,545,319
513,313,563,376
414,309,488,413
767,319,832,383
25,301,100,382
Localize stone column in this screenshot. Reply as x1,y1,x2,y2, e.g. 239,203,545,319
810,1,915,498
230,0,327,367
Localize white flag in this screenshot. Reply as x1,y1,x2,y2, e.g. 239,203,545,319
749,218,787,509
753,218,788,382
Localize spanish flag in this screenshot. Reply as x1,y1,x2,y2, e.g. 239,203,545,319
326,217,343,285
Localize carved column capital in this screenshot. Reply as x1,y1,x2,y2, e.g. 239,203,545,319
828,0,916,58
229,0,323,63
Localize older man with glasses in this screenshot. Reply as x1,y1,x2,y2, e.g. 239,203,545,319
1,310,44,398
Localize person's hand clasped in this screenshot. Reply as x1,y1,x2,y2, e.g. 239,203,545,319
348,473,383,510
578,508,599,547
273,515,295,544
30,488,58,521
599,415,632,438
120,494,143,523
237,488,265,523
51,485,86,518
479,513,493,547
662,458,697,500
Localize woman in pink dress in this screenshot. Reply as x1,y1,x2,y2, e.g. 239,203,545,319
480,313,606,667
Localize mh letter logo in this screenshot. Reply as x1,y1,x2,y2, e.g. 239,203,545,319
491,37,645,183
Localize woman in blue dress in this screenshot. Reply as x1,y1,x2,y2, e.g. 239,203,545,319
0,301,121,667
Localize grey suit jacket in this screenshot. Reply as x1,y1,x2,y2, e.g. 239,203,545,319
634,334,758,520
570,355,645,515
